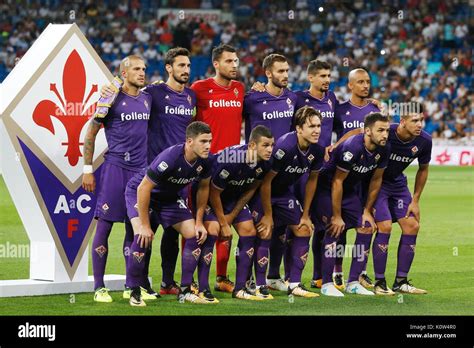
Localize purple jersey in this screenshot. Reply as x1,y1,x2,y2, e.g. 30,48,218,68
319,133,390,193
212,144,271,202
145,83,196,162
295,90,338,147
383,123,432,184
271,132,324,196
127,143,212,201
243,89,298,142
94,90,151,170
333,101,380,140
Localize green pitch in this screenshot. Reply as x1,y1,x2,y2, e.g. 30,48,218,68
0,166,473,315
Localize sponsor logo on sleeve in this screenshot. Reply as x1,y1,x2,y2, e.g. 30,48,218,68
275,149,286,160
343,151,353,162
219,169,229,179
158,161,168,172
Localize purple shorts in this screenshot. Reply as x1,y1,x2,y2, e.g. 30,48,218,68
94,162,139,222
203,199,253,225
312,186,364,232
374,181,414,222
125,187,193,229
249,193,302,227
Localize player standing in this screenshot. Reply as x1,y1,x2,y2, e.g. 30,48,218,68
191,44,245,292
82,55,154,303
325,68,381,291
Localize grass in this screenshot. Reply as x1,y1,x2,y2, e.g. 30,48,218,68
0,166,473,315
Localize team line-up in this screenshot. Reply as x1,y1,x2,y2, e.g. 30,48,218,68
82,44,431,306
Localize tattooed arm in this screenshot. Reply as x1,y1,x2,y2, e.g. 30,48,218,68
81,120,102,193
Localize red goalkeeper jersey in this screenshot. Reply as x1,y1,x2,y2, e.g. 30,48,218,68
191,78,244,153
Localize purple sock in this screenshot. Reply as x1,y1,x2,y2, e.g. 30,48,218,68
92,219,113,290
288,236,310,284
348,233,373,283
254,238,271,286
372,232,391,279
268,225,286,279
198,235,217,292
334,231,346,273
161,226,180,286
396,234,417,278
127,234,149,288
322,233,339,284
181,237,200,288
235,236,256,291
311,230,324,280
283,228,293,281
123,221,134,288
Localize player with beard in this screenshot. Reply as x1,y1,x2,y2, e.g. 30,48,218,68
82,55,152,303
190,44,245,293
315,113,390,297
331,103,431,295
100,48,197,297
323,68,381,291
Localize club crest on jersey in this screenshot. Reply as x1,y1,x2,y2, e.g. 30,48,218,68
95,245,107,258
328,99,333,109
411,146,419,155
158,161,168,172
255,167,263,176
192,248,201,260
208,89,213,94
203,252,213,265
165,95,170,99
122,101,127,106
187,95,192,105
246,247,254,258
196,165,203,174
343,151,353,162
133,251,145,263
308,154,315,163
286,98,292,105
375,154,381,162
263,100,267,105
258,256,268,267
275,149,286,160
219,169,230,179
305,99,309,103
102,203,109,211
234,88,239,97
144,100,149,110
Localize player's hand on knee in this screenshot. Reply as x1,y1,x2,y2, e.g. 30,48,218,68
324,145,334,162
81,173,95,193
257,215,273,239
298,215,314,234
362,209,376,233
250,81,265,92
224,214,234,226
329,216,345,237
100,84,115,98
219,224,233,241
195,223,208,245
137,226,154,248
405,201,420,222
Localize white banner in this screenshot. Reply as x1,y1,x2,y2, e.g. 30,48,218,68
429,145,474,166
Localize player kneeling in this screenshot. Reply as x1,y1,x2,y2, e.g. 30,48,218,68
125,122,215,306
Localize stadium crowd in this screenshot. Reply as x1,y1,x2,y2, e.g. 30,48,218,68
0,0,471,142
